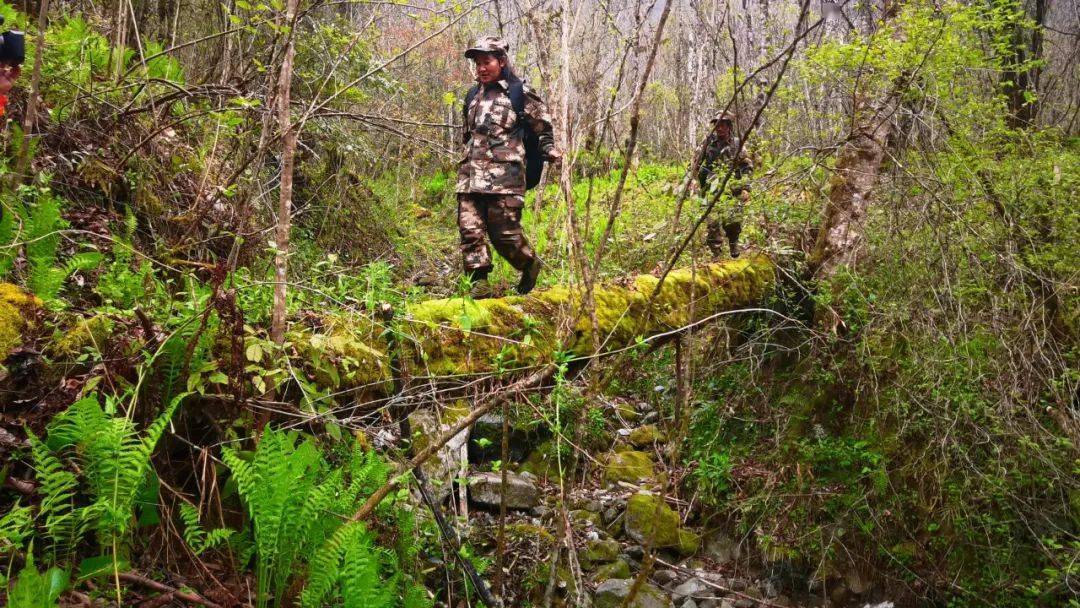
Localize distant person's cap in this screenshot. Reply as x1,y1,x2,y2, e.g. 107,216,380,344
464,36,510,59
710,111,736,125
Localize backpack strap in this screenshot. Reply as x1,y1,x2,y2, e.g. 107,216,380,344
506,81,528,135
462,84,480,140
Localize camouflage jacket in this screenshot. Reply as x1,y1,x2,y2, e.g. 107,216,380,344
698,133,753,194
456,79,555,195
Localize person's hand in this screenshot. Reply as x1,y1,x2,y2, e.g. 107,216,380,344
0,64,20,98
545,149,562,163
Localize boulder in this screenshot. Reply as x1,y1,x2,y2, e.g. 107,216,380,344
623,493,700,555
604,450,656,484
593,578,674,608
627,424,665,448
467,471,540,509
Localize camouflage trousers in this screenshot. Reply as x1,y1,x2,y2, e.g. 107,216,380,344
703,190,748,255
457,193,536,272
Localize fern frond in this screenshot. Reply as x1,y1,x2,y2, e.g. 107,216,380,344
0,501,33,553
179,503,234,555
29,432,81,560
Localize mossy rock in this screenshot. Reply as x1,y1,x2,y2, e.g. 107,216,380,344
604,450,656,484
623,492,699,556
627,424,665,448
591,559,631,583
49,313,114,359
0,283,40,358
570,509,602,529
519,438,564,480
505,522,556,546
580,538,620,570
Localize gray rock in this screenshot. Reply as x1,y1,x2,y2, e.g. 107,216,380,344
702,532,740,564
408,408,469,503
652,569,679,587
593,578,674,608
643,410,660,424
681,600,698,608
672,578,714,601
467,471,539,509
625,544,645,560
603,505,623,525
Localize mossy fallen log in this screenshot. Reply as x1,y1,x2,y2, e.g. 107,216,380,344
294,254,775,392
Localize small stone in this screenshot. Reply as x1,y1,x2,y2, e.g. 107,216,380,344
519,439,563,481
467,471,539,509
681,600,698,608
580,538,621,569
643,411,660,424
591,559,632,583
652,569,679,587
672,578,715,601
603,506,622,525
625,544,645,560
593,578,674,608
570,509,602,529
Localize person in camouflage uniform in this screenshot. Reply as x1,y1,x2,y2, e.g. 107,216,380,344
456,36,559,299
698,111,753,258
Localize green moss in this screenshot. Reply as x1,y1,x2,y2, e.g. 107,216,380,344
295,256,774,392
627,424,665,447
604,450,656,484
0,283,39,357
623,492,698,555
591,559,631,583
50,314,115,359
581,538,620,569
519,439,564,480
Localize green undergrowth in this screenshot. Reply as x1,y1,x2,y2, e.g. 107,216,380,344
680,137,1078,606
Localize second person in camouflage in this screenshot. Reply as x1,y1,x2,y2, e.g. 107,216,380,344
456,36,560,299
698,112,753,258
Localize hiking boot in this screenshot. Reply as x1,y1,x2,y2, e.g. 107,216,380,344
723,222,742,258
516,259,543,295
469,278,494,300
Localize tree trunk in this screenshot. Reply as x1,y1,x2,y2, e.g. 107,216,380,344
1003,0,1047,128
808,93,894,280
270,0,300,345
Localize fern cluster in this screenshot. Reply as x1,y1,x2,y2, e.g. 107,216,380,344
29,393,184,559
0,185,100,303
222,429,426,608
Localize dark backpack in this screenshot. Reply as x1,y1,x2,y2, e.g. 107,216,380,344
464,81,545,190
